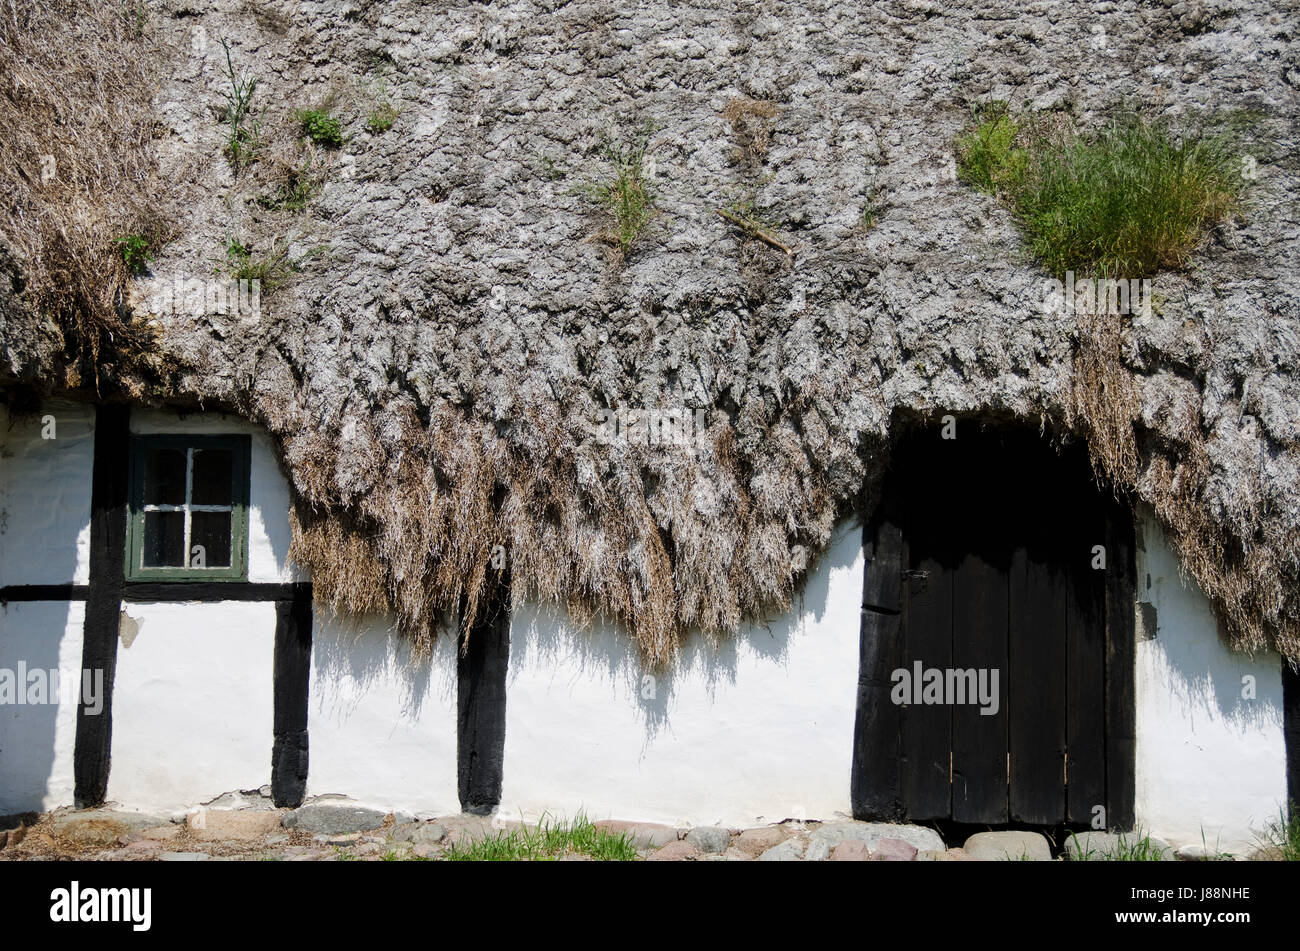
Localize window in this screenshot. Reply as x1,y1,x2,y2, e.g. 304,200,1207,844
126,435,251,581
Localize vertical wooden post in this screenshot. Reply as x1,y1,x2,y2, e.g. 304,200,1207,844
1103,497,1137,832
271,583,312,807
1283,663,1300,820
73,404,130,807
851,500,905,821
457,576,511,815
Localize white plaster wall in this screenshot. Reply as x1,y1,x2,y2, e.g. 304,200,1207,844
1134,512,1287,854
0,601,84,814
130,408,301,583
106,601,275,810
498,521,864,828
307,613,460,816
0,400,94,586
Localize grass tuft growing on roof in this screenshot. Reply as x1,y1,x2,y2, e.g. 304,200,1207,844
956,105,1248,278
585,127,657,259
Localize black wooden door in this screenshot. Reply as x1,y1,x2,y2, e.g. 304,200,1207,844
852,429,1135,830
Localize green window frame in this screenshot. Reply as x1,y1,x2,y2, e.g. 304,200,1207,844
126,434,252,581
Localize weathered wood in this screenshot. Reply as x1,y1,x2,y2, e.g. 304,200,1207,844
851,506,905,821
1009,550,1067,824
1103,498,1137,832
950,549,1009,824
900,539,953,821
1065,538,1107,824
73,404,130,807
122,581,304,602
457,577,512,814
1284,662,1300,820
0,584,90,602
271,585,313,807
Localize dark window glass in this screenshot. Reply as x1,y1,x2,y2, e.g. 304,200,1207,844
191,449,233,506
142,511,185,567
190,512,232,568
142,448,186,506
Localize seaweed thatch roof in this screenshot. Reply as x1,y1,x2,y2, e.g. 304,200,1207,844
2,0,1299,667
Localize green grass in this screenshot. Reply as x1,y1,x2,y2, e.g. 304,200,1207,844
1259,802,1300,861
366,102,397,135
220,40,261,171
443,812,639,862
225,237,295,292
955,104,1248,279
584,129,656,258
1067,830,1168,861
298,109,344,147
116,234,152,275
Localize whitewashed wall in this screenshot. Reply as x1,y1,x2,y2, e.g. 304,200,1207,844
498,522,865,828
1134,512,1288,854
106,601,275,810
0,602,85,814
306,614,460,816
0,402,93,814
0,401,94,586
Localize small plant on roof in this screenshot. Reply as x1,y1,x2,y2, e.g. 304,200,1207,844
116,234,153,275
584,125,657,260
298,108,345,147
955,102,1250,279
219,39,262,171
225,236,296,293
366,99,398,134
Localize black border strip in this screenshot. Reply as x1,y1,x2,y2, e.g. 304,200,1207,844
271,584,313,807
2,583,306,603
122,582,306,602
851,498,906,821
1284,662,1299,819
1103,497,1138,833
457,575,511,815
73,404,130,808
0,584,90,602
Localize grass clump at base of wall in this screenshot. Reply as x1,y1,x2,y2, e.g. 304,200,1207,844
1259,803,1300,861
956,104,1248,278
444,813,639,861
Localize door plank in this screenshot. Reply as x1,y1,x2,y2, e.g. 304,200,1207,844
901,548,953,821
1009,549,1067,823
1066,539,1107,825
851,509,906,820
951,551,1010,824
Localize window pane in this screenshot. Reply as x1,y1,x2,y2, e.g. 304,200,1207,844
142,511,185,567
142,448,186,505
192,448,234,506
191,512,232,568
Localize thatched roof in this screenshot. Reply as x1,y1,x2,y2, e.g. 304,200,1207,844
3,0,1299,667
